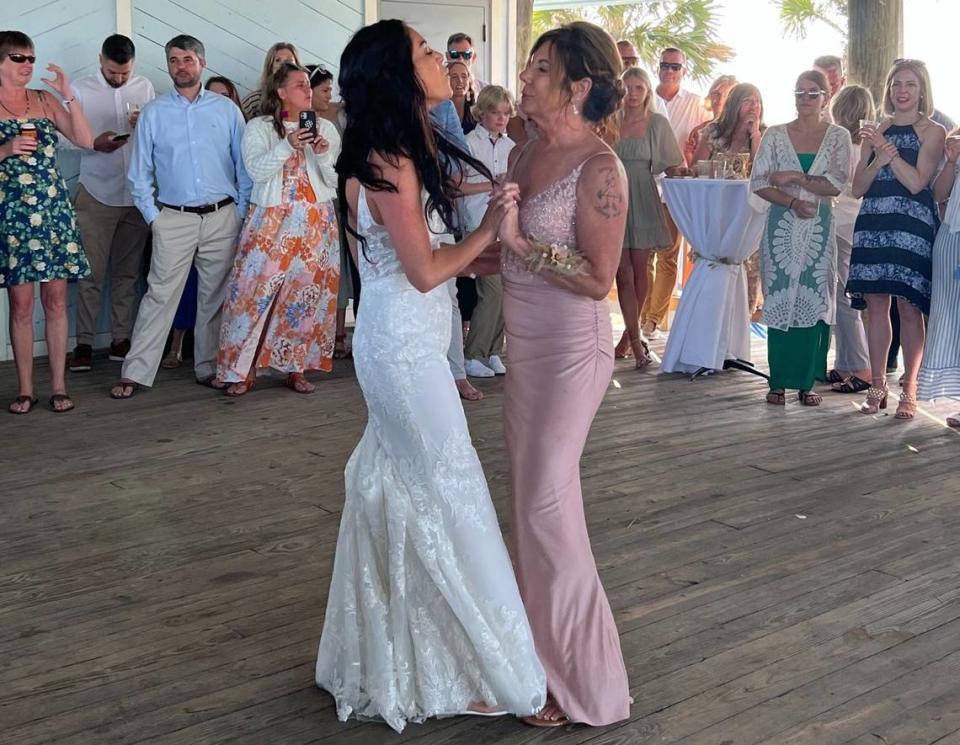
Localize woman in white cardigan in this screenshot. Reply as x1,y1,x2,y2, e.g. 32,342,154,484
216,63,340,395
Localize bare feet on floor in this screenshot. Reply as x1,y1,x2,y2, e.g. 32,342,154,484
456,378,483,401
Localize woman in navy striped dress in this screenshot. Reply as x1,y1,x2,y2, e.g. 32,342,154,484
847,59,944,420
918,130,960,426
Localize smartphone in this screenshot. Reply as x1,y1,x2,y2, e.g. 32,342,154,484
299,110,317,139
111,133,131,142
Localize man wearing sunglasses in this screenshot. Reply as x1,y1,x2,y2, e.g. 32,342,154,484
642,47,711,340
446,32,487,90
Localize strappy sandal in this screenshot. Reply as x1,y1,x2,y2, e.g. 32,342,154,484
895,390,917,420
226,376,256,397
48,393,75,413
614,333,633,359
8,395,38,414
798,390,822,407
826,369,844,384
831,375,870,394
283,372,315,394
766,389,786,405
860,383,888,414
631,336,658,369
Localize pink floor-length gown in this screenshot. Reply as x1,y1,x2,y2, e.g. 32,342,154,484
501,154,631,726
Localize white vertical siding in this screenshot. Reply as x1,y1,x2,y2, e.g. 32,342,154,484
132,0,363,97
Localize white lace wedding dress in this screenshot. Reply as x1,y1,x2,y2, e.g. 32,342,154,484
315,188,546,733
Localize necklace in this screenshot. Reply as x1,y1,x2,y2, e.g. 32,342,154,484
0,89,30,119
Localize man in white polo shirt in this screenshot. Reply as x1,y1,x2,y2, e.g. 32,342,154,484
643,47,710,339
68,34,154,372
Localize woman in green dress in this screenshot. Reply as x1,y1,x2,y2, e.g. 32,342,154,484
750,70,852,406
613,66,685,367
0,31,94,414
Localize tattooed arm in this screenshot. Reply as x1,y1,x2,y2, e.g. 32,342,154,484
543,152,627,299
498,150,628,299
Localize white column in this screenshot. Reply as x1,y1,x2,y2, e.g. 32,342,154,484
116,0,133,35
365,0,378,25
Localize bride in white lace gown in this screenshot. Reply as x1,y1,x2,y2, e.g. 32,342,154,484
315,21,546,733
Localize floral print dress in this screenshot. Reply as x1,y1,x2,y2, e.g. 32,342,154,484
750,123,852,332
0,117,89,287
217,150,339,380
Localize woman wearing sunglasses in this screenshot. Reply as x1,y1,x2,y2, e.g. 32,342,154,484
847,59,943,420
0,31,94,414
751,70,852,407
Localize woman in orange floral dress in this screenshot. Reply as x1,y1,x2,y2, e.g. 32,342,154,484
217,63,340,395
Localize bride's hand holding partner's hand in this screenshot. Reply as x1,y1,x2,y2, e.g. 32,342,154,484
479,181,519,235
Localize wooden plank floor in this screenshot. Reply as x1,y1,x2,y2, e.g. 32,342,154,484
2,327,960,745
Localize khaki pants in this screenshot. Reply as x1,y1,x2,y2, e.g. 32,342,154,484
641,207,681,328
464,274,504,360
121,205,240,386
73,185,149,346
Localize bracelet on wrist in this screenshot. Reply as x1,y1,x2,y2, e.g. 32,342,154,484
788,197,797,211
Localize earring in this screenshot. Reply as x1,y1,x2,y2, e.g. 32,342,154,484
570,100,580,116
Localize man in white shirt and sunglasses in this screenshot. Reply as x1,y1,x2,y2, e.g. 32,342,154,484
643,47,710,339
446,32,488,90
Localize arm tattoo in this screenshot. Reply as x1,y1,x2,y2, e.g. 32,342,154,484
594,166,624,218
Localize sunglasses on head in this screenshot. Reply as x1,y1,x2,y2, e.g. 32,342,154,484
659,62,683,72
8,53,36,64
893,57,926,68
448,49,474,60
794,89,825,99
309,65,329,81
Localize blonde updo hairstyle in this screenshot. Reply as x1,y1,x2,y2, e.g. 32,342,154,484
529,21,626,131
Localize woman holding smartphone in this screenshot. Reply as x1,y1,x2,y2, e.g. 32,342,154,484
215,63,340,395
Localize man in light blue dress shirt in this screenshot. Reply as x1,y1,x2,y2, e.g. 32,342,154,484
112,34,251,398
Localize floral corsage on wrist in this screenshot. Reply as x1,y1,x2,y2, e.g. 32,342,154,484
524,239,587,276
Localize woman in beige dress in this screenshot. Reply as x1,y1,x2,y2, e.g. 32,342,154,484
613,67,684,367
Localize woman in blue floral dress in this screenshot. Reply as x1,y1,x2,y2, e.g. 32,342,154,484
0,31,94,413
847,59,944,420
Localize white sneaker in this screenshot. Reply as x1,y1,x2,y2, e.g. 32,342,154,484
486,355,507,375
465,358,496,378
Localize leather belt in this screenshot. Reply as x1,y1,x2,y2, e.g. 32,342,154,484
159,196,234,215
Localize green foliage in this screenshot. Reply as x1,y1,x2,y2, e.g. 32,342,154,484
531,0,734,82
773,0,848,39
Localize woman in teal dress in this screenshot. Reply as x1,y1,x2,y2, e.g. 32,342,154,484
0,31,93,414
750,70,852,406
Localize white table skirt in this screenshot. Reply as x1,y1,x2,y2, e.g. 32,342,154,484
661,178,766,374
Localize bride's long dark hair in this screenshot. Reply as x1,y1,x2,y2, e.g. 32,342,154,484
336,20,492,254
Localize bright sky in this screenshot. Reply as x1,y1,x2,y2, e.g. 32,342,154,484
685,0,958,127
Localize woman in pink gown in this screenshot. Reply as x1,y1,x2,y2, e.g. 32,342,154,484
498,22,632,727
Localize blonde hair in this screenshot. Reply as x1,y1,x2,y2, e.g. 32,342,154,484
471,85,516,120
259,42,301,92
883,59,933,117
831,84,875,137
621,66,655,118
